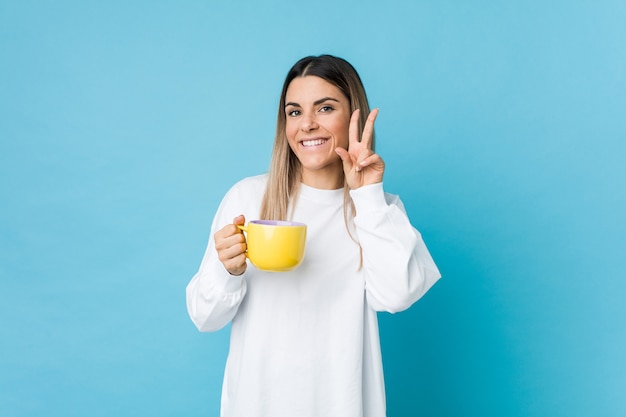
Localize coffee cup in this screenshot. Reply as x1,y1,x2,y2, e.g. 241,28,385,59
237,220,307,272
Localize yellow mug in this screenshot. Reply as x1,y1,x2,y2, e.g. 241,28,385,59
237,220,307,272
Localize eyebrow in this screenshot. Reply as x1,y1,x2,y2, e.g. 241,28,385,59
284,97,341,108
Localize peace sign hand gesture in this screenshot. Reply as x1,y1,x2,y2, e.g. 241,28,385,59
335,108,385,189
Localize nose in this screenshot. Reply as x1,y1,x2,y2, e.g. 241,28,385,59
300,113,318,132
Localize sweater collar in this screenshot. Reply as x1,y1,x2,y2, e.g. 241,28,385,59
299,183,345,205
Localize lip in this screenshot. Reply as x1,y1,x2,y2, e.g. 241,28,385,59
299,137,329,148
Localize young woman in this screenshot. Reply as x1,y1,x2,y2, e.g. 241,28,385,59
186,55,441,417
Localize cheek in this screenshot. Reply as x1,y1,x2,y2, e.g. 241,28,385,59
332,119,350,148
285,120,298,143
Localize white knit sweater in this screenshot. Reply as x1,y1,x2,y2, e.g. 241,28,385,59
186,174,441,417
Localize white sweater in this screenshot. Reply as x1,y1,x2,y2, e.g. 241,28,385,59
186,174,441,417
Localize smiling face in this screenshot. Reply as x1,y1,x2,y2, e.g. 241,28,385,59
284,75,351,189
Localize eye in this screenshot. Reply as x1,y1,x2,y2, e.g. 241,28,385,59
287,109,301,117
319,105,334,113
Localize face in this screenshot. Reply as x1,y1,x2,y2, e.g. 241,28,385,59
284,76,351,189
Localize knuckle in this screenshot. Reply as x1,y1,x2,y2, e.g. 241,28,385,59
232,243,246,256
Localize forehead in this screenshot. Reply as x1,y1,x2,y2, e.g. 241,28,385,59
285,76,348,104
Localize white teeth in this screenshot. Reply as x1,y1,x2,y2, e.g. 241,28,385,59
302,139,327,147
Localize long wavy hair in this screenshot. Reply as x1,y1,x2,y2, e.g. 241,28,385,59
260,55,374,225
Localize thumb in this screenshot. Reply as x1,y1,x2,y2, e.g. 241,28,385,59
335,147,353,170
233,214,245,225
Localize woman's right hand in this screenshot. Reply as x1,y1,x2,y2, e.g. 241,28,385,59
214,215,247,276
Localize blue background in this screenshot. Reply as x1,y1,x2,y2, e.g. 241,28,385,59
1,1,624,416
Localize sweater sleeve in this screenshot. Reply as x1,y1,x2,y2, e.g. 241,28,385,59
185,185,250,332
350,183,441,313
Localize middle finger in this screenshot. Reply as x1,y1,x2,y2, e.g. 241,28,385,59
360,108,379,149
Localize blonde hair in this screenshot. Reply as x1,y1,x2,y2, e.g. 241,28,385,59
260,55,374,224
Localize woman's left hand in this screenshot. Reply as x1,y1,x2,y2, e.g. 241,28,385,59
335,108,385,189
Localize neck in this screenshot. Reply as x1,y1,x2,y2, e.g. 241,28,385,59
300,167,344,190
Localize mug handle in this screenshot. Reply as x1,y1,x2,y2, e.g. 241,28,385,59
236,224,249,257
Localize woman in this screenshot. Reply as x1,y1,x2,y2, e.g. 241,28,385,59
186,54,441,417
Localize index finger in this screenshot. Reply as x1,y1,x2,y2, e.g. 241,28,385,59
348,109,361,148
